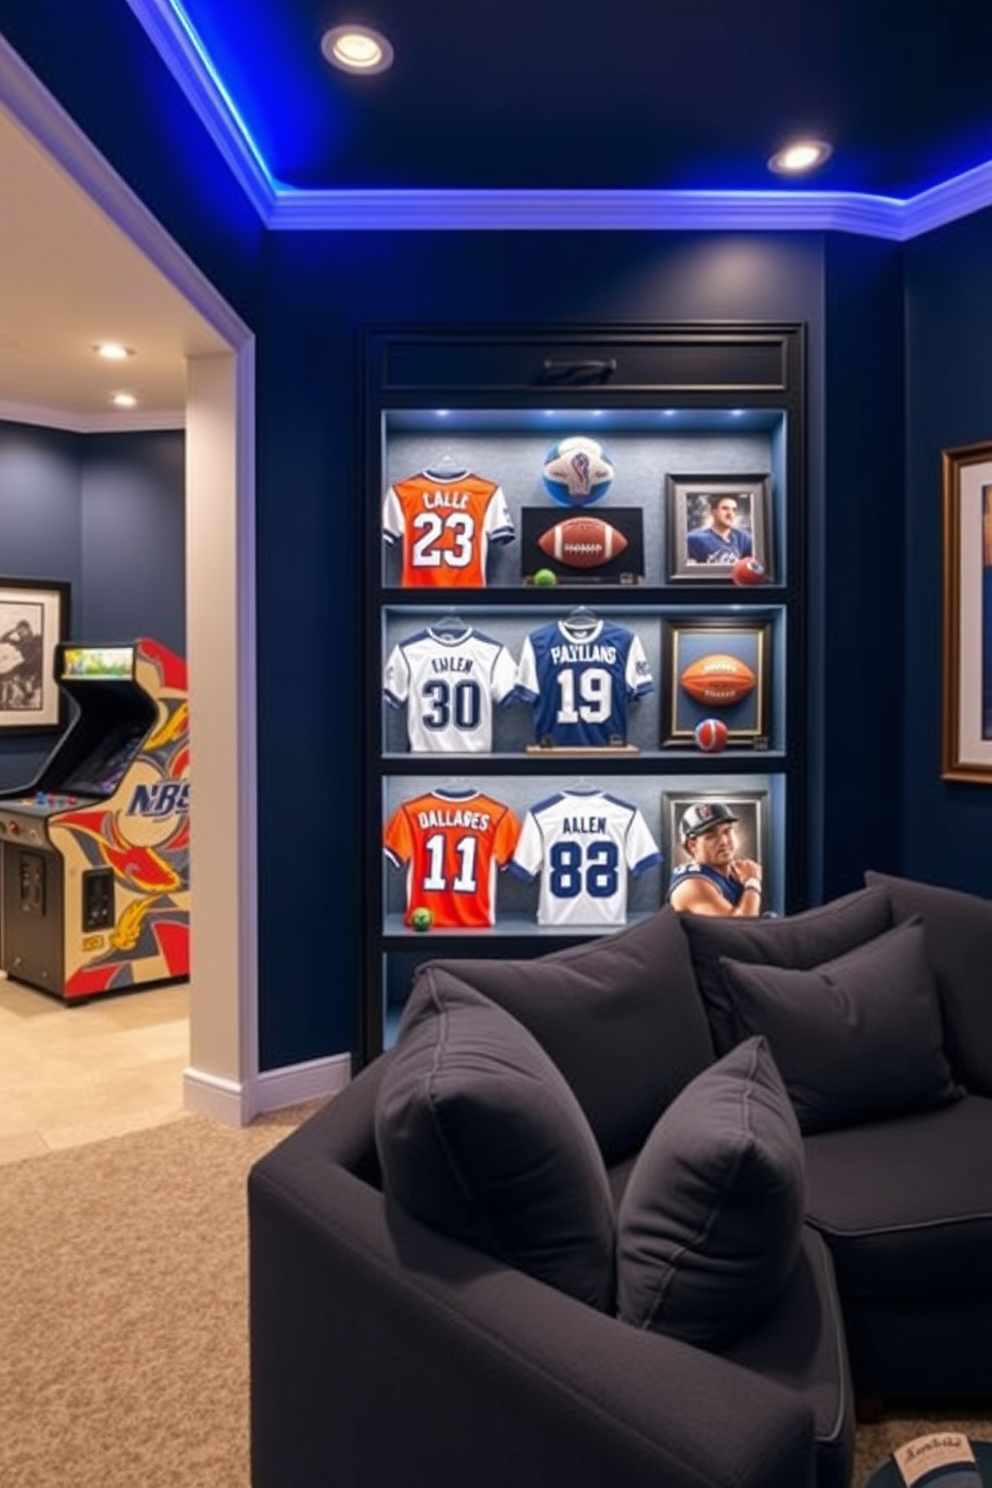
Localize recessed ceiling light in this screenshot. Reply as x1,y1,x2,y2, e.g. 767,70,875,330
111,392,138,408
321,24,394,75
767,139,833,176
94,342,134,360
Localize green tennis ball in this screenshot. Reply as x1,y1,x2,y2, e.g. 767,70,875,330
533,567,558,587
411,907,433,932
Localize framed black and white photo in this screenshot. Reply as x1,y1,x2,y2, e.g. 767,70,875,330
660,788,770,903
0,578,70,731
661,615,772,747
665,473,773,582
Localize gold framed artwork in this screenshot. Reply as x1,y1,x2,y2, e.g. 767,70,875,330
942,441,992,782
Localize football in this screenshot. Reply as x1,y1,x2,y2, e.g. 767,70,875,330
694,717,729,752
538,515,628,569
680,652,756,706
732,555,766,586
542,436,614,506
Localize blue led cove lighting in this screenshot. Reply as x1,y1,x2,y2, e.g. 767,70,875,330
143,0,992,239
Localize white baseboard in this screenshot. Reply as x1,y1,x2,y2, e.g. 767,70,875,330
182,1053,353,1127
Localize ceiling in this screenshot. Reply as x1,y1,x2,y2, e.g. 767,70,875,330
174,0,992,198
0,104,226,429
2,0,992,425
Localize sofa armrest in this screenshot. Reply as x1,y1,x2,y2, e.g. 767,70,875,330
249,1116,815,1488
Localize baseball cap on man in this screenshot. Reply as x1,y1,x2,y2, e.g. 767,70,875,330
680,801,739,844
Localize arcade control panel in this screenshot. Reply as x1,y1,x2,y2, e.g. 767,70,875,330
0,792,90,846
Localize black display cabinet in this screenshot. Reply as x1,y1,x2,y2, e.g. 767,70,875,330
361,324,806,1062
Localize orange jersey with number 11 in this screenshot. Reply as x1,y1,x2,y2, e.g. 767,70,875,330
382,470,515,588
383,788,521,928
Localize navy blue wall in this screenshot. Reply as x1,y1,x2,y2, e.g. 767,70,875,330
0,423,185,791
80,432,186,651
817,233,907,899
903,205,992,891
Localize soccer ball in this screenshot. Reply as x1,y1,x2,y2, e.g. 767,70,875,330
542,436,614,507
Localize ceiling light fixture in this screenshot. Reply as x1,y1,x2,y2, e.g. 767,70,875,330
94,342,134,360
767,139,833,176
321,24,394,75
111,392,138,408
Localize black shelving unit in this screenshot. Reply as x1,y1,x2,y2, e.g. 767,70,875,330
361,324,806,1063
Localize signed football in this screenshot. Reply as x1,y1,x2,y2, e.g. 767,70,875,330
538,515,628,569
680,652,756,706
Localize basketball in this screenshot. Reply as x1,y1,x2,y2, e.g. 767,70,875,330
542,436,614,506
694,717,729,752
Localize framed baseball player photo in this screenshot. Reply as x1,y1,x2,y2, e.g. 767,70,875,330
942,439,992,782
661,616,772,747
0,577,69,731
665,474,774,583
660,788,771,908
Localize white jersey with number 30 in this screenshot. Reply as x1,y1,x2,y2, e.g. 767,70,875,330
383,626,518,753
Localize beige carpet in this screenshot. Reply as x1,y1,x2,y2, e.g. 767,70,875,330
0,1102,324,1488
1,1105,989,1488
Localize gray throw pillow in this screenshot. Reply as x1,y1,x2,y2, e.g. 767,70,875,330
421,906,713,1164
616,1036,805,1347
717,918,963,1133
375,966,615,1310
866,870,992,1095
679,886,894,1054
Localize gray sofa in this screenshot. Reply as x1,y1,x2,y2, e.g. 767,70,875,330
248,870,992,1488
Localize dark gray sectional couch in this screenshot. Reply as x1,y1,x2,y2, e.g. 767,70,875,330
249,871,992,1488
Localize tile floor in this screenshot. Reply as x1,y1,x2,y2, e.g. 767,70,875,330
0,971,189,1165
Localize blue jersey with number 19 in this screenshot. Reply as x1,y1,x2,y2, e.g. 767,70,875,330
510,789,661,927
514,616,653,747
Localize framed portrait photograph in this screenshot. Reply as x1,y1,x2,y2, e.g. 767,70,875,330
942,440,992,781
661,616,772,747
660,788,770,905
0,577,70,731
666,473,773,583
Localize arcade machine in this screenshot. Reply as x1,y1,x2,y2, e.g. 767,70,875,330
0,637,190,1001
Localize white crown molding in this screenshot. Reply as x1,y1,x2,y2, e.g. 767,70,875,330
0,399,185,433
124,0,276,225
900,156,992,239
266,186,908,237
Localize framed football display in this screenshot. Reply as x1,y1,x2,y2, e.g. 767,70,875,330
662,616,772,747
520,506,645,584
666,474,773,583
942,440,992,782
0,577,69,731
660,788,771,906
